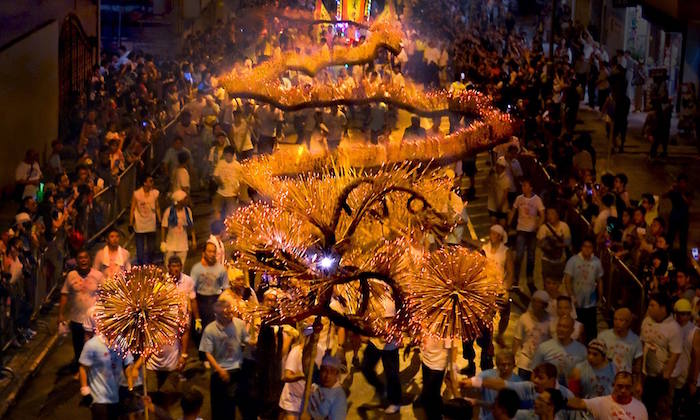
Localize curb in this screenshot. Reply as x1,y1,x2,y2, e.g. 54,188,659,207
0,331,60,419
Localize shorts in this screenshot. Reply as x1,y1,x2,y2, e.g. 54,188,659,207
489,210,508,220
146,369,181,394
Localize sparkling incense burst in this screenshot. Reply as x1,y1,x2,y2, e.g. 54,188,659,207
94,266,189,357
400,248,504,341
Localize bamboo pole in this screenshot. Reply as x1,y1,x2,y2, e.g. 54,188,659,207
300,317,322,416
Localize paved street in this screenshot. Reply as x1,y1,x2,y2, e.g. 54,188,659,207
4,106,700,419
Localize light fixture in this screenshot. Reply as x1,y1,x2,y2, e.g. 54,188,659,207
320,256,336,269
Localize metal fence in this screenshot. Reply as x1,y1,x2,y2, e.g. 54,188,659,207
519,155,646,331
78,114,179,245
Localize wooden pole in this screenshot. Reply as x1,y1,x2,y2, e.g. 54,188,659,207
142,360,149,420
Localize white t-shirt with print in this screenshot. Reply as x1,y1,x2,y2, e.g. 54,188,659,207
513,311,551,370
584,395,648,420
213,159,242,197
513,194,544,232
172,167,190,193
133,187,159,233
162,207,191,252
672,323,698,385
420,336,453,371
640,315,682,377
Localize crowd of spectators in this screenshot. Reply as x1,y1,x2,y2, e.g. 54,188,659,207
2,0,700,419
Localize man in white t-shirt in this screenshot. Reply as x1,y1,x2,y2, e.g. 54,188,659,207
322,105,347,149
418,335,454,418
212,146,243,222
171,151,191,195
161,190,196,266
508,179,545,295
279,329,311,416
640,293,682,418
536,208,571,281
93,228,131,280
130,176,160,264
512,290,551,379
58,249,104,372
145,255,194,404
254,104,283,154
15,149,42,200
566,371,648,419
670,298,698,418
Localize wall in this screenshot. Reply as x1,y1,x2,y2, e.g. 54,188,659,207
683,22,700,89
0,1,97,189
0,21,59,187
0,0,98,47
574,0,591,27
604,1,627,54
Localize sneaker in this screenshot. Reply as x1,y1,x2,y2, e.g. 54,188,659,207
384,404,400,414
25,328,37,338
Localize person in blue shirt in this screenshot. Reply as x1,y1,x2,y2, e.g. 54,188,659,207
461,362,575,420
79,314,135,420
567,339,616,398
190,242,229,355
199,300,250,420
530,316,587,386
307,354,348,420
463,350,522,420
563,238,604,343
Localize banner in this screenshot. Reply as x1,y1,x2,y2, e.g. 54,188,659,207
342,0,368,22
314,0,332,20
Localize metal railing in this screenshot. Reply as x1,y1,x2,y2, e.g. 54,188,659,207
78,112,181,245
519,155,646,331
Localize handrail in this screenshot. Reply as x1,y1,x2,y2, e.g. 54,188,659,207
85,109,185,244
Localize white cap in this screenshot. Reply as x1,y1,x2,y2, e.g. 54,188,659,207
532,290,551,303
15,212,31,224
489,224,507,241
172,190,187,203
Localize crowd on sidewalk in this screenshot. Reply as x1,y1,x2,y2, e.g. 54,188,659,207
3,1,700,420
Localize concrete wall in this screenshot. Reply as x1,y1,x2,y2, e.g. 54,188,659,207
603,1,627,54
0,1,97,189
0,21,60,187
0,0,98,47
